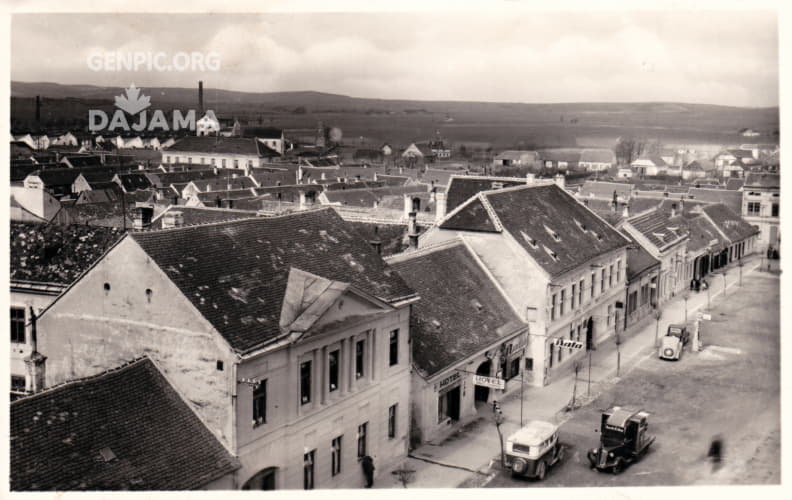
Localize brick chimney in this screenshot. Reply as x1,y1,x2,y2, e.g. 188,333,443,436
299,191,307,210
408,211,419,249
24,306,46,394
132,205,154,230
369,225,383,255
162,210,184,229
198,81,204,113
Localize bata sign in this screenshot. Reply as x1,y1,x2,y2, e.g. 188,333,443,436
473,374,505,390
553,338,584,350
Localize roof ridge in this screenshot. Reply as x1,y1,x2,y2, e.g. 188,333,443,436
11,356,151,404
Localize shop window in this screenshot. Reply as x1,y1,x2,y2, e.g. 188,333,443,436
510,358,521,379
331,436,342,476
357,423,368,459
303,450,315,490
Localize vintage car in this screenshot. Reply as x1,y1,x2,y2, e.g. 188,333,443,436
588,407,655,474
505,420,564,480
659,324,690,360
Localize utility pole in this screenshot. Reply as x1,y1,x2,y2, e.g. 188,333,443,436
683,293,690,325
587,350,592,396
653,309,662,348
738,260,744,286
493,401,505,467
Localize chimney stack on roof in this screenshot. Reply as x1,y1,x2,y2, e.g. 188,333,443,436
435,191,447,223
407,211,419,250
162,210,184,229
369,225,382,255
198,81,204,113
24,306,47,394
554,173,565,190
132,205,154,230
526,172,536,185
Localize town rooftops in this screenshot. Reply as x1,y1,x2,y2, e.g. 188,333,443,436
725,178,745,191
168,136,271,156
686,188,742,213
10,358,239,491
625,209,689,250
620,231,660,281
129,208,416,353
10,222,123,285
701,204,760,243
743,172,779,189
440,184,630,278
149,206,259,230
579,180,634,201
684,214,728,254
61,155,103,168
116,173,153,192
388,241,525,377
493,150,539,161
632,155,667,167
445,175,530,213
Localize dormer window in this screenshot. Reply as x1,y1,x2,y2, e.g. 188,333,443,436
574,219,587,232
543,245,559,261
544,224,561,242
520,231,538,248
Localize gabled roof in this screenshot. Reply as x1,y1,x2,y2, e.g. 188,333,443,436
168,136,265,156
701,204,760,242
445,176,528,213
684,214,728,254
538,149,581,163
686,188,742,213
189,176,256,193
632,155,667,167
725,178,745,191
149,206,259,230
117,173,153,192
743,172,779,189
620,230,660,280
250,170,298,187
625,209,689,250
10,358,239,491
441,184,630,277
129,208,416,353
389,242,524,377
62,155,103,168
493,150,538,161
28,168,83,187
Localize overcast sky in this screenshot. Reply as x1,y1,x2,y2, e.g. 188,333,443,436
11,11,779,107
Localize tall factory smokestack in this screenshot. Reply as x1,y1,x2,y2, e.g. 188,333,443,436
198,81,204,114
35,95,41,123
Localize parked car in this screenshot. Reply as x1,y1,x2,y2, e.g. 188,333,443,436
505,420,565,480
659,324,690,360
588,407,655,474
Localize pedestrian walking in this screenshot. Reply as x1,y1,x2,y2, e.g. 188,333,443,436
361,455,375,488
707,435,723,472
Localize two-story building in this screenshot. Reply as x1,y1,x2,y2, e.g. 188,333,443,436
742,173,779,251
418,183,630,386
164,136,281,172
35,208,417,490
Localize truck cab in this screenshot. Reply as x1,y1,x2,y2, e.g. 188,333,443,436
588,407,655,473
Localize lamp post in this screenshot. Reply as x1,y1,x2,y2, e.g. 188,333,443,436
683,292,690,325
721,271,727,298
738,260,744,286
653,308,662,348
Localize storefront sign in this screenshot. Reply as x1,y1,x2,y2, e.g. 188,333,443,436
473,374,506,390
435,371,461,392
553,338,584,350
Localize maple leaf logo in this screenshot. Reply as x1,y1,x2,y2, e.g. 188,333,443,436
114,84,151,115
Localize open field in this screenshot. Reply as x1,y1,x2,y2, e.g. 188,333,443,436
11,81,779,149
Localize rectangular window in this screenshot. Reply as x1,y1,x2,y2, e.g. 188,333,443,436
571,284,577,310
389,329,399,366
11,375,26,394
200,157,205,164
616,260,622,283
591,272,596,298
187,157,192,164
525,358,533,371
601,269,606,293
510,357,520,379
329,350,339,392
234,159,239,168
549,344,554,368
331,436,342,476
607,305,613,326
579,279,584,305
388,404,397,439
747,202,761,215
11,307,25,344
357,423,368,459
222,158,227,168
560,290,565,316
165,155,171,163
551,294,557,321
356,340,365,379
211,158,216,166
300,360,312,405
253,380,267,426
609,265,614,287
304,450,315,490
772,203,779,217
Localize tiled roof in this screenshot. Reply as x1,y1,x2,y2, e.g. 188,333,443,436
538,149,581,163
445,176,528,213
117,173,153,192
194,189,257,204
422,167,464,187
10,222,123,285
28,168,83,187
62,155,103,168
130,208,416,353
323,188,380,208
632,155,667,167
743,172,779,189
250,170,297,187
579,181,634,200
149,206,259,229
390,242,524,376
725,178,744,191
146,170,224,188
702,204,760,242
686,188,742,213
442,184,629,277
168,136,264,156
63,200,136,228
684,215,727,254
10,358,239,491
80,169,118,184
346,221,419,256
620,230,660,280
243,126,283,139
493,150,538,161
626,209,689,250
189,176,257,193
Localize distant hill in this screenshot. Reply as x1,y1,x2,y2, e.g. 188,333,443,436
11,81,779,149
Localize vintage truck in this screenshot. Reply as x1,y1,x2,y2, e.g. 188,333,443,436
505,420,564,480
588,407,655,474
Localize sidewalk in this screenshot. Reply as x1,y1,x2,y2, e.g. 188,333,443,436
375,255,762,489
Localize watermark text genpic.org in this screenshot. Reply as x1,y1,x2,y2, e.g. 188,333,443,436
87,51,221,72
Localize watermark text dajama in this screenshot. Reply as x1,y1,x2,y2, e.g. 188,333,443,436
87,51,221,72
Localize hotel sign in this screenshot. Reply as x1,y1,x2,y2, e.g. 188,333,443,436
435,371,461,392
473,375,506,390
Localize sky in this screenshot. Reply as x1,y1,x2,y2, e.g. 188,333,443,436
10,10,779,107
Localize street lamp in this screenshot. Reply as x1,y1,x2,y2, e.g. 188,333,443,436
738,260,744,287
683,292,690,325
653,307,662,348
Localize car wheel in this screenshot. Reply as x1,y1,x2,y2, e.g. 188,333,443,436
536,461,547,480
612,458,622,474
556,446,565,464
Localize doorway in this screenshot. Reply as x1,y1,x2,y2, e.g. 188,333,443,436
474,360,492,402
446,386,461,421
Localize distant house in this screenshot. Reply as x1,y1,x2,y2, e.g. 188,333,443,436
578,149,615,172
742,172,779,249
578,181,634,202
253,127,286,155
402,143,436,163
492,150,539,168
381,143,393,156
429,140,451,159
353,148,384,164
617,166,634,179
740,128,761,137
165,136,281,171
50,131,78,147
630,155,667,176
10,186,71,224
196,112,221,136
681,161,707,181
539,149,581,171
60,155,103,169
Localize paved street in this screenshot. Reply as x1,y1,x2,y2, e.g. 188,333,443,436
486,265,780,487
